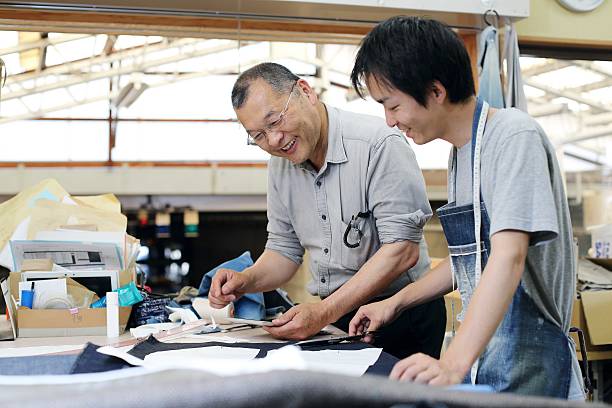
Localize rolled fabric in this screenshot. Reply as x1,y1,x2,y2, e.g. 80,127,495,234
192,297,235,324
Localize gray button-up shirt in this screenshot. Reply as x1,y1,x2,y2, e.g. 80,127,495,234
266,105,432,298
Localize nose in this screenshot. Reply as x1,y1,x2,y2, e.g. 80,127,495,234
385,110,398,128
266,129,284,147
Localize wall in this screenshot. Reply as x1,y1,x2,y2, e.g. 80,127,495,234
516,0,612,47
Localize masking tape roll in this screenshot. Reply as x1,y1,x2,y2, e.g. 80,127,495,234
192,297,235,324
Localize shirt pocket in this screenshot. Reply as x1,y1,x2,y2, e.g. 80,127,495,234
340,216,376,271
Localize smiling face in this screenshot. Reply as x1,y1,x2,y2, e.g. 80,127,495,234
236,78,324,165
366,75,446,145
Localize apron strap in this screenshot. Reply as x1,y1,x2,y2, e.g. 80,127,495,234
470,97,489,385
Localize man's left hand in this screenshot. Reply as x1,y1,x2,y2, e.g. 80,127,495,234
263,303,329,340
389,353,466,386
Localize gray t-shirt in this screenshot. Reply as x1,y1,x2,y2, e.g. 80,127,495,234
266,105,432,298
454,108,575,333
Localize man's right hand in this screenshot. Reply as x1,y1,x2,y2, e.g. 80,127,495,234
348,298,400,343
208,268,252,309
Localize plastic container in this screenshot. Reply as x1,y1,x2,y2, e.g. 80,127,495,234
20,289,34,309
590,224,612,259
106,291,120,338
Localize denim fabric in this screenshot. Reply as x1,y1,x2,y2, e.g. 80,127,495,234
478,26,504,109
0,354,77,375
198,251,266,320
435,98,571,398
71,342,131,374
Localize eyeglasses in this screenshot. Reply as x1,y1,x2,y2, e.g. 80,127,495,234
246,81,297,146
343,211,371,248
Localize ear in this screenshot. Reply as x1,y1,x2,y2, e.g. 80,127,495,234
430,81,447,105
297,78,318,105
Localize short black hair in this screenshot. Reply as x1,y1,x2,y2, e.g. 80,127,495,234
351,16,475,107
231,62,299,109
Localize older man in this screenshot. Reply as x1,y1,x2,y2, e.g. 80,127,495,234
208,62,445,359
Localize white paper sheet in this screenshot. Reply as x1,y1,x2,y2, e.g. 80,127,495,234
97,345,301,376
144,347,260,364
36,230,125,256
0,280,16,339
0,344,84,358
97,345,381,377
268,347,383,377
130,322,182,339
0,217,29,270
167,306,199,324
97,345,261,372
180,334,249,343
10,240,123,271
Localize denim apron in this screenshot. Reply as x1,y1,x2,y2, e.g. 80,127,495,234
436,98,572,397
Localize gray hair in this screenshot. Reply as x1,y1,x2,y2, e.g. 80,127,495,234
231,62,299,109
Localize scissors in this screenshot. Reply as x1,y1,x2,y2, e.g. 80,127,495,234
295,331,378,348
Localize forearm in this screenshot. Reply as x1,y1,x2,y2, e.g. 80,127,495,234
321,241,419,323
242,249,300,293
441,232,527,375
392,256,454,313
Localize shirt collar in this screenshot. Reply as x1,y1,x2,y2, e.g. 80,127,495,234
297,104,347,172
324,104,348,165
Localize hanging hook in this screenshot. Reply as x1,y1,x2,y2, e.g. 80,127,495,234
483,9,500,27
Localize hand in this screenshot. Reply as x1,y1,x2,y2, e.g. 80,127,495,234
390,353,466,386
348,298,398,343
208,268,251,309
263,303,329,340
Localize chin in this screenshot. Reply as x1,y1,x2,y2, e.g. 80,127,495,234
409,133,429,145
290,156,307,165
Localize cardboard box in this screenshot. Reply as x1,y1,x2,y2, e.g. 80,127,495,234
572,292,612,350
444,290,462,332
445,288,612,350
586,257,612,271
8,270,132,338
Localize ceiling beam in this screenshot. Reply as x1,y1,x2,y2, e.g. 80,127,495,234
3,40,240,101
521,60,571,77
0,55,262,124
559,124,612,145
583,111,612,127
523,78,612,113
103,35,118,55
0,33,92,56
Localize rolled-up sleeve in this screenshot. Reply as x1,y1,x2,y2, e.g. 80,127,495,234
367,134,432,244
265,167,305,265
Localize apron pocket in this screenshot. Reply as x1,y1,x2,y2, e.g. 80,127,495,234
448,242,489,322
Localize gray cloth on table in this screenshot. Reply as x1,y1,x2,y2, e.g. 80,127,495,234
0,369,602,408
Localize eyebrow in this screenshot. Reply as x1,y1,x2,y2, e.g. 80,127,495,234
263,110,278,121
243,109,278,133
